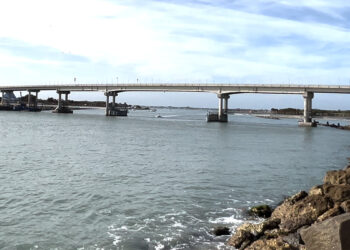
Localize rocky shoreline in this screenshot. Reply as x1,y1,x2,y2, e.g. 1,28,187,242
226,159,350,249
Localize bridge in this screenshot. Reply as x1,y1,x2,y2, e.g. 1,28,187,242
1,83,350,126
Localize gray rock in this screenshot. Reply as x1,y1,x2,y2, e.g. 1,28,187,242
249,204,272,218
264,228,281,238
324,168,350,185
300,213,350,250
309,185,323,196
227,218,280,248
340,200,350,213
317,205,342,222
340,217,350,249
212,226,230,236
246,236,298,250
281,232,302,248
272,194,331,233
323,184,350,203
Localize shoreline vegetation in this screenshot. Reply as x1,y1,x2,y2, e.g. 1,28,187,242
224,158,350,249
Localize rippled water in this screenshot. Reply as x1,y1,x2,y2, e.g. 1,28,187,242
0,109,349,249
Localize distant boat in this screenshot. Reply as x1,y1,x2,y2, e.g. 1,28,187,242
156,115,162,118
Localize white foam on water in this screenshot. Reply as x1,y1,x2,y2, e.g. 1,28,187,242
135,226,145,231
107,232,121,246
144,218,156,223
209,215,244,224
112,236,121,246
155,242,165,250
187,214,203,223
108,224,128,231
192,203,203,208
172,221,186,228
222,207,235,211
144,238,151,243
163,237,174,242
216,242,228,249
163,211,187,217
229,198,240,203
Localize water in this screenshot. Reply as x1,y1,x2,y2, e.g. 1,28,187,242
0,108,349,250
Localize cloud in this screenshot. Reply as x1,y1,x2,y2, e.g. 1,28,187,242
0,0,349,107
0,38,88,62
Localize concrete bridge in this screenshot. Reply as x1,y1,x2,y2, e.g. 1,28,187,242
1,83,350,126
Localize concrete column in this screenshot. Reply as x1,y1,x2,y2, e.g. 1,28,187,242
58,92,62,108
218,95,223,118
224,95,230,114
105,94,110,116
53,91,71,113
28,91,32,107
303,92,314,123
112,95,116,107
35,91,38,108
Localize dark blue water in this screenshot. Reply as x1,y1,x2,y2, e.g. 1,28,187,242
0,109,349,249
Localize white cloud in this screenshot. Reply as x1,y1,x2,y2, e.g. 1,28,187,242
0,0,349,107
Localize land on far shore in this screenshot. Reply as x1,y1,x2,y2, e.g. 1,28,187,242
5,95,350,119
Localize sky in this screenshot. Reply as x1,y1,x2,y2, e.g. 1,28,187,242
0,0,350,109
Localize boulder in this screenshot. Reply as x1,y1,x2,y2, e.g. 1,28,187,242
246,237,298,250
228,223,255,249
323,184,350,203
300,213,350,250
317,205,342,222
271,191,307,220
288,191,308,204
249,205,272,218
264,228,281,239
272,194,331,233
324,168,350,185
212,226,230,236
340,216,350,249
309,185,323,196
227,218,280,248
281,232,302,248
340,200,350,213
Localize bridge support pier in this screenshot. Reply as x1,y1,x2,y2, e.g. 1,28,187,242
1,91,4,105
53,91,72,113
105,91,128,116
27,90,40,111
207,94,229,122
0,90,11,108
105,93,110,116
299,92,316,127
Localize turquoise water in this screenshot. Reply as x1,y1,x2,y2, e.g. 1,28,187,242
0,109,349,249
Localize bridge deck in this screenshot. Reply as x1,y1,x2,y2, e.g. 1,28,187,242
0,84,350,94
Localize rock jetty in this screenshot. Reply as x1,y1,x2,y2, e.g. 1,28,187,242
227,160,350,249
